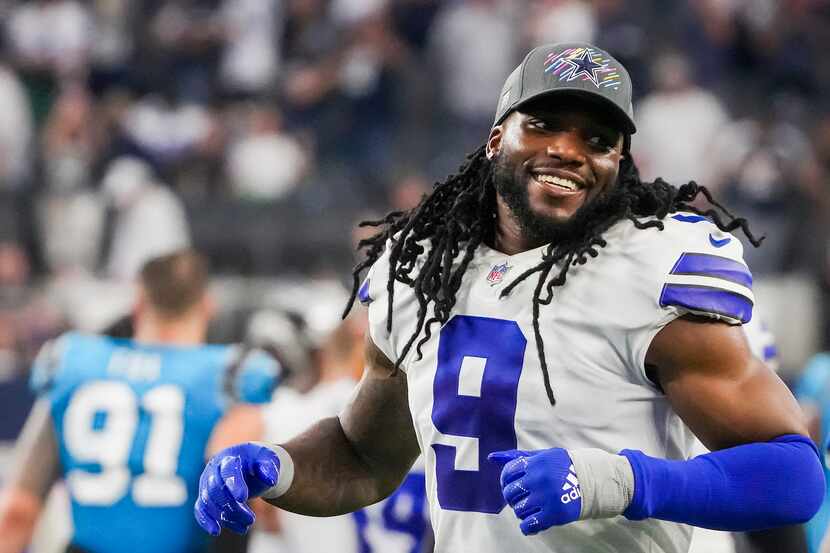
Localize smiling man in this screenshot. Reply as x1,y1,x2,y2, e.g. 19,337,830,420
194,43,823,553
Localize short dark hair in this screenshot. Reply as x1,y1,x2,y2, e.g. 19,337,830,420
139,249,209,317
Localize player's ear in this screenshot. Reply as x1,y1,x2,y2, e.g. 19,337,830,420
486,126,503,161
133,287,147,323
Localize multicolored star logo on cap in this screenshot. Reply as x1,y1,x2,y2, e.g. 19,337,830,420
544,47,622,90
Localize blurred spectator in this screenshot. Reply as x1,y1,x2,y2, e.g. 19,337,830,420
707,112,819,275
390,0,441,53
0,242,64,378
592,0,648,97
139,0,224,104
35,189,104,276
218,0,283,97
427,0,519,167
632,51,729,186
6,0,94,78
676,0,739,91
41,84,96,192
333,5,408,181
225,104,308,202
121,94,215,168
102,157,191,279
88,0,134,92
35,84,107,275
525,0,596,45
0,64,32,190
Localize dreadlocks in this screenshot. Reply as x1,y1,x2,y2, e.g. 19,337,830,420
343,146,763,406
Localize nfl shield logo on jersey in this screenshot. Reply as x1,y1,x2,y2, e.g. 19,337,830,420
486,262,511,286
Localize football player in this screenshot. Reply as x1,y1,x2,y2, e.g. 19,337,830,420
195,43,823,553
0,249,280,553
796,353,830,553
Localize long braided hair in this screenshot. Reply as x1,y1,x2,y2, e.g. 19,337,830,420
343,145,762,405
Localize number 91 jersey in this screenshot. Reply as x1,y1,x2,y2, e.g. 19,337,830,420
360,214,754,553
30,333,280,553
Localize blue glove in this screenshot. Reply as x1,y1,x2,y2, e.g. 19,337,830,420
489,448,582,535
194,442,281,536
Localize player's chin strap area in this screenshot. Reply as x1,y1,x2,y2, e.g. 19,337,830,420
574,434,824,530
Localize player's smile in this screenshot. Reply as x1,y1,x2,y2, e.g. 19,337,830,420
530,169,585,194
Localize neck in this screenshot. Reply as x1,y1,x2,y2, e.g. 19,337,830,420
134,313,207,346
493,195,548,255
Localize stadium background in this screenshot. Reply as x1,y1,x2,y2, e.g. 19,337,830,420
0,0,829,550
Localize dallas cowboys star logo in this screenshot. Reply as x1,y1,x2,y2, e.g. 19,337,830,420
563,48,604,87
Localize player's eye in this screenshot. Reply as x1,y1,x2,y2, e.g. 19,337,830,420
528,118,552,131
586,134,616,152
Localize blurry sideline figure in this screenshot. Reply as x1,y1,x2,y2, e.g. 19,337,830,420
0,249,280,553
797,354,830,553
240,306,432,553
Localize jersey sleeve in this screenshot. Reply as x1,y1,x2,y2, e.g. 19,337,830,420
29,332,72,396
360,243,423,369
227,347,282,404
621,213,755,381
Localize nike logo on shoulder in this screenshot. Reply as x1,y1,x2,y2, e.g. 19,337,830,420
709,234,732,248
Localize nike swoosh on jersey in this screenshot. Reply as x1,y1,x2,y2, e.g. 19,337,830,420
709,234,732,248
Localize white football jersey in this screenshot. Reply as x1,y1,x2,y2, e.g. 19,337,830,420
256,380,431,553
361,213,755,553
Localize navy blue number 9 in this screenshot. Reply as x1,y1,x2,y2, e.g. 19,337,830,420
353,472,428,553
431,315,526,513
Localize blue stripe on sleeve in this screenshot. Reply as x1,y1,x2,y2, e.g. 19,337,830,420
670,253,753,289
660,284,753,323
762,344,778,362
671,214,708,223
358,279,372,305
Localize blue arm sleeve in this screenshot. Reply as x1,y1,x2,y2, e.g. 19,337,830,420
621,434,825,531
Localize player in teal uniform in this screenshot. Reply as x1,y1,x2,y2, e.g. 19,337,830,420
795,353,830,553
0,250,280,553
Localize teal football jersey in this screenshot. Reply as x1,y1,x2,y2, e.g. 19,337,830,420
30,332,280,553
795,353,830,553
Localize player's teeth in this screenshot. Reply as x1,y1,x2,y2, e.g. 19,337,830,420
535,174,578,191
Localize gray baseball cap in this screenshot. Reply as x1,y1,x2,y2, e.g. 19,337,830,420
493,42,636,134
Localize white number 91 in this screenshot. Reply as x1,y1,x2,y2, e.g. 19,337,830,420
63,381,187,507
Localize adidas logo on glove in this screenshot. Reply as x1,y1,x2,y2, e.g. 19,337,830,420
560,464,582,504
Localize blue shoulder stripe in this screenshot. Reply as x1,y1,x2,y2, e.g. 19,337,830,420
358,278,372,305
671,214,708,223
670,253,752,289
660,284,753,323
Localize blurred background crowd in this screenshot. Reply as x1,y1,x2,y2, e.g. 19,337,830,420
1,0,830,528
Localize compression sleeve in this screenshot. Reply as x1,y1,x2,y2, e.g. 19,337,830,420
620,434,824,531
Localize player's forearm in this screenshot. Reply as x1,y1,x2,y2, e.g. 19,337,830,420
621,434,824,530
265,416,404,516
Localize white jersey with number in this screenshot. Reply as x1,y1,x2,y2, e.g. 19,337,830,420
361,213,755,553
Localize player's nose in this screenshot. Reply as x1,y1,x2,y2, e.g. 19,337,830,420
545,132,588,166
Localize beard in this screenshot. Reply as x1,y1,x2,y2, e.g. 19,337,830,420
491,152,625,247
